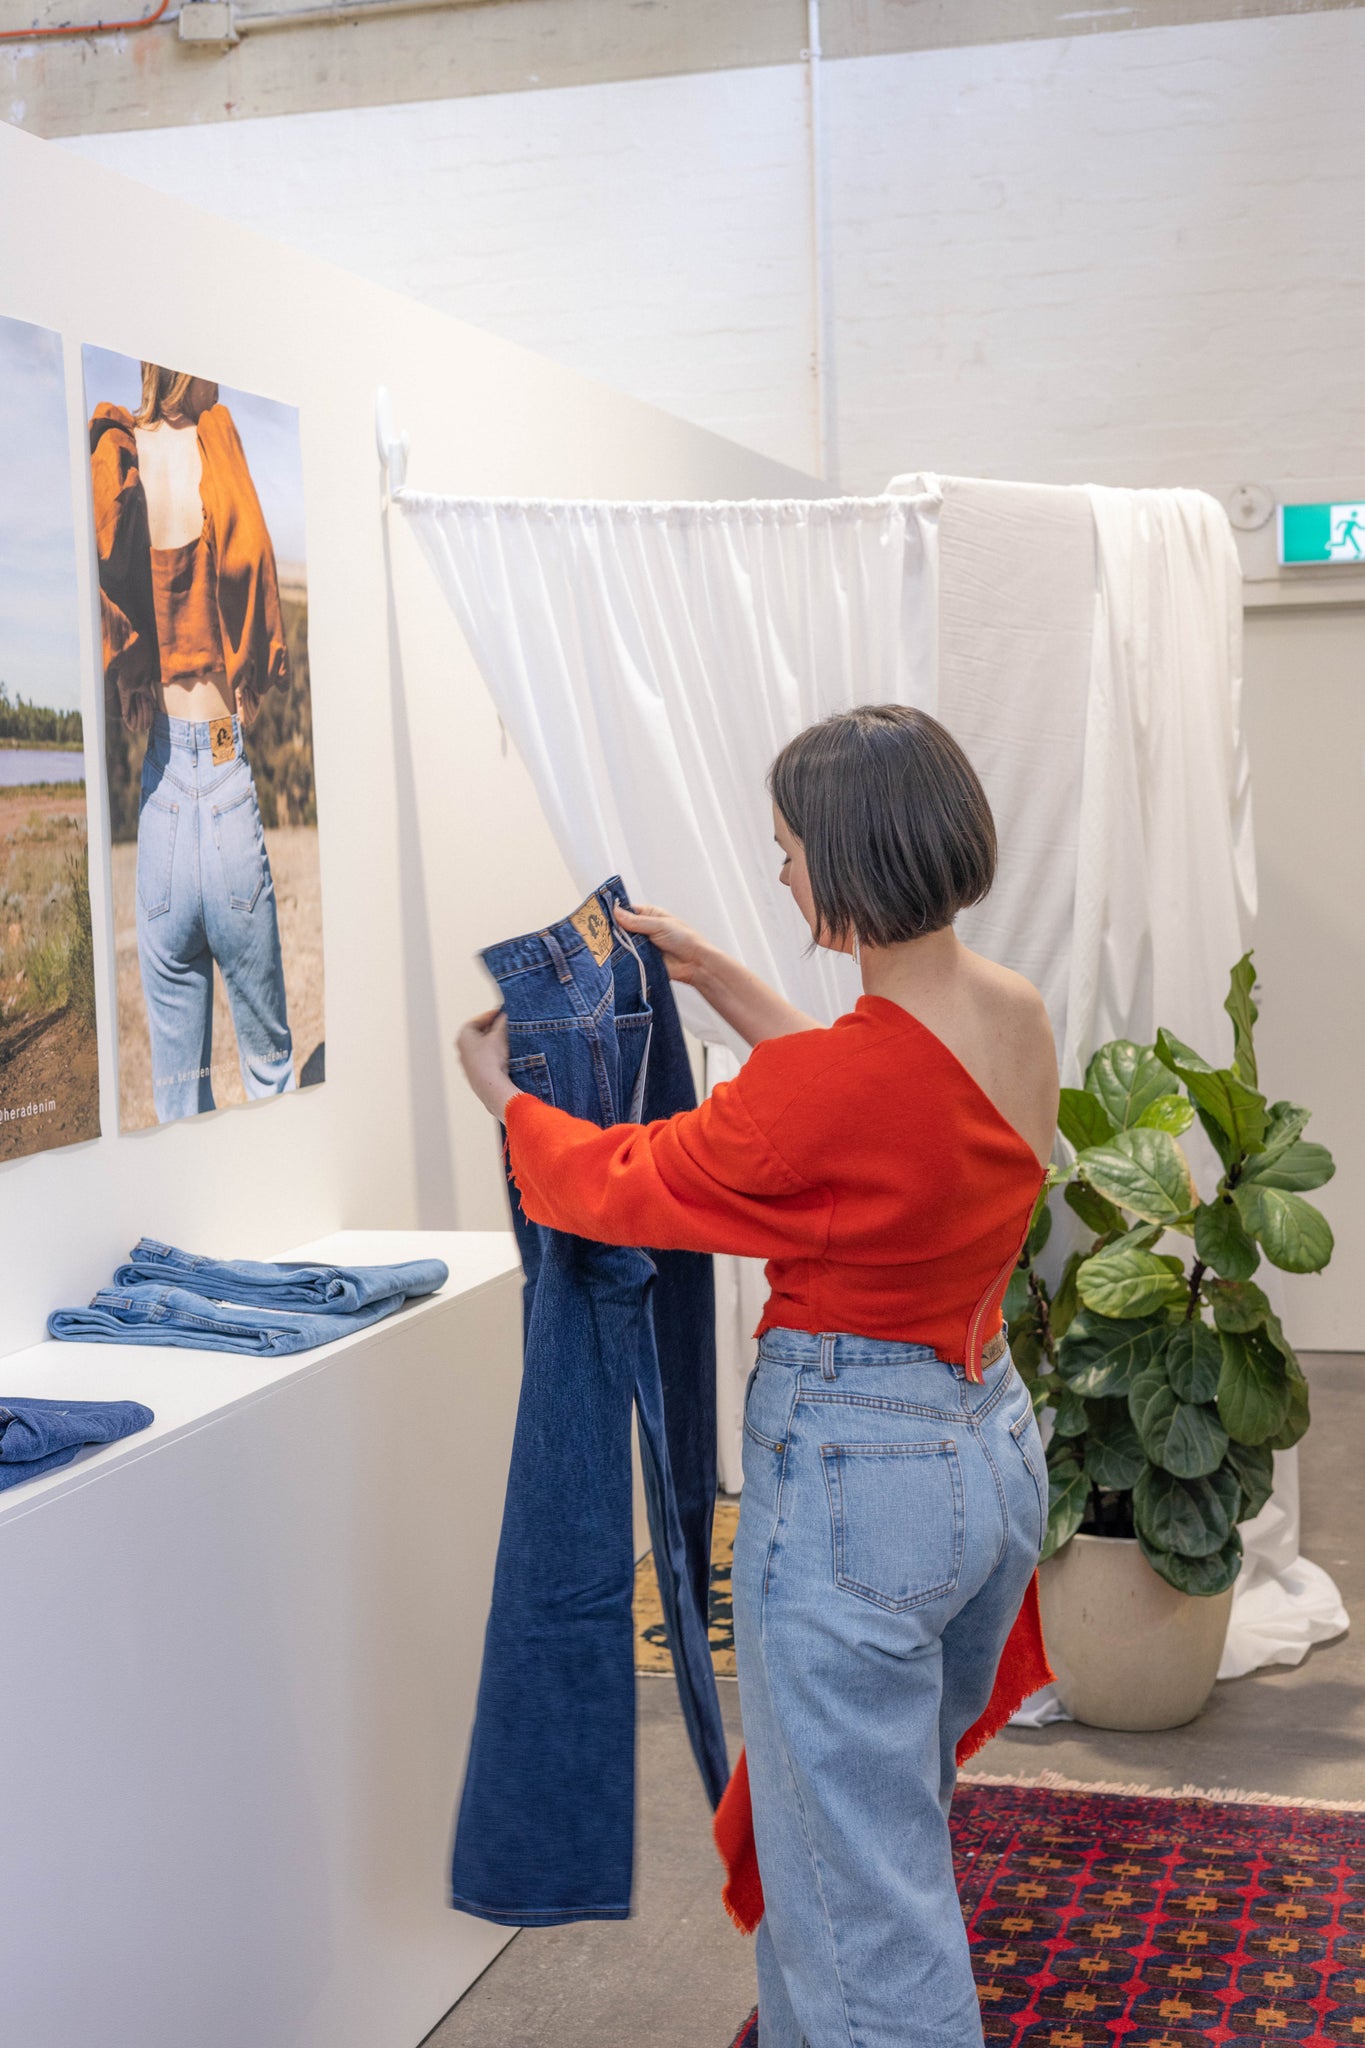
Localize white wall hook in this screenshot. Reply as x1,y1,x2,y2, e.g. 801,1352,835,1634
375,385,410,499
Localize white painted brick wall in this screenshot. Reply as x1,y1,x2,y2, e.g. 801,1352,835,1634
826,10,1365,492
62,66,819,474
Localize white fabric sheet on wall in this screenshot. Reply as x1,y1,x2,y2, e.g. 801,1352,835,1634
397,488,941,1059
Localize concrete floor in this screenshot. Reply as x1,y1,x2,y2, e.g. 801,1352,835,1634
425,1353,1361,2048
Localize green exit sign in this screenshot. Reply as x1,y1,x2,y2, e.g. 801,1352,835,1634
1278,501,1365,566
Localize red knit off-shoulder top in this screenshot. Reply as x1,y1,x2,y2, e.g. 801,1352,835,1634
503,992,1046,1379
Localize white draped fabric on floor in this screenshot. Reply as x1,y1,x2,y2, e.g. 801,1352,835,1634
395,472,1345,1697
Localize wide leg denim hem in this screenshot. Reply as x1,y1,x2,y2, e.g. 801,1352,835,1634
734,1327,1045,2048
450,1894,631,1927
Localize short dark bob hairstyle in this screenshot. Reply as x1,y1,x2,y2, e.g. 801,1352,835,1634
767,704,996,948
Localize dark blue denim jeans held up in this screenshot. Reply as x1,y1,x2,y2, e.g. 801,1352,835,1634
450,877,725,1927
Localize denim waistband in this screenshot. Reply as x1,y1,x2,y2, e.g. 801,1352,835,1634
758,1327,951,1370
482,875,633,984
149,710,244,759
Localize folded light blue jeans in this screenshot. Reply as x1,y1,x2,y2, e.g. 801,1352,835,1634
734,1329,1046,2048
48,1283,409,1356
114,1239,449,1312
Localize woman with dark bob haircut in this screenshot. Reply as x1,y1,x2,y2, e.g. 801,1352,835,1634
458,704,1058,2047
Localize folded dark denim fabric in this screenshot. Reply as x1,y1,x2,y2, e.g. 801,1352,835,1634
114,1239,449,1312
0,1396,155,1492
47,1283,409,1356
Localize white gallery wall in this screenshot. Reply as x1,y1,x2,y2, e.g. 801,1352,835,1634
0,119,814,1358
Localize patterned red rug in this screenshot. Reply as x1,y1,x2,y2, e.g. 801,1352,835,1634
726,1775,1365,2047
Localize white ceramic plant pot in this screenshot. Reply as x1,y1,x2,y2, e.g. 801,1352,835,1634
1038,1532,1236,1731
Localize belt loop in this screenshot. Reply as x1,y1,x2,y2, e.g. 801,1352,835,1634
541,926,574,987
820,1333,837,1382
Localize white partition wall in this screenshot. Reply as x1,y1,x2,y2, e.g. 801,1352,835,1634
0,119,819,1358
0,1233,525,2048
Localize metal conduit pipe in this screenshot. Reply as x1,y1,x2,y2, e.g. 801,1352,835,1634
0,0,479,41
0,0,168,41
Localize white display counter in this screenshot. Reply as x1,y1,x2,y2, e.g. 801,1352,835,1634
0,1229,526,2048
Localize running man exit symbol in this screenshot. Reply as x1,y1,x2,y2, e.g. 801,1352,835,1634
1278,500,1365,565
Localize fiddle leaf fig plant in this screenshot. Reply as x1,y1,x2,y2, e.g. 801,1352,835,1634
1005,954,1334,1599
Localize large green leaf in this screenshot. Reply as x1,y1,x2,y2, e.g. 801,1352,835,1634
1193,1197,1260,1281
1082,1399,1148,1490
1195,1102,1238,1174
1223,1439,1275,1521
1026,1190,1053,1260
1155,1029,1269,1155
1078,1128,1197,1225
1129,1357,1173,1439
1239,1142,1336,1195
1064,1179,1127,1239
1205,1278,1272,1334
1085,1040,1182,1131
1224,953,1259,1088
1233,1185,1334,1274
1041,1448,1089,1561
1057,1310,1166,1398
1058,1087,1116,1153
1050,1251,1084,1343
1138,1524,1244,1596
1050,1385,1090,1439
1216,1328,1292,1445
1260,1100,1311,1157
1003,1263,1032,1326
1266,1357,1311,1451
1133,1381,1229,1479
1164,1321,1222,1404
1077,1246,1186,1320
1135,1095,1196,1136
1134,1464,1235,1557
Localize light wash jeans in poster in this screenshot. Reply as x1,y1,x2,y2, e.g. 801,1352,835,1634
136,713,294,1124
734,1329,1046,2048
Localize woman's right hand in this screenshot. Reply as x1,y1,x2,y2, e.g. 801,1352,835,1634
614,902,712,985
123,690,156,735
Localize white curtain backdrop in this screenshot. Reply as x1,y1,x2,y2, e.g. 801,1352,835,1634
397,489,941,1057
394,475,1344,1672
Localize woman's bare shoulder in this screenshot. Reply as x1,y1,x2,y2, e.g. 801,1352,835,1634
969,955,1055,1043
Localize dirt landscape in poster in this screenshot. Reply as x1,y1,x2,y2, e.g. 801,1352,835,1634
0,314,100,1164
83,346,324,1131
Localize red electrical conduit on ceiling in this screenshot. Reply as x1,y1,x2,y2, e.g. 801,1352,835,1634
0,0,170,40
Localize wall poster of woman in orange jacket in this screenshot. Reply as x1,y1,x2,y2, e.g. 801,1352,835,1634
84,347,325,1131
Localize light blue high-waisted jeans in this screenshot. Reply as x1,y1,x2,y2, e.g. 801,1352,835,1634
734,1328,1046,2048
136,712,294,1124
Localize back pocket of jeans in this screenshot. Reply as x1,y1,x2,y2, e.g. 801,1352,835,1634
212,778,267,914
508,1051,555,1107
136,796,178,918
821,1441,964,1613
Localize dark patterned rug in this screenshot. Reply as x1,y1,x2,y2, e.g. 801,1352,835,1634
726,1774,1365,2046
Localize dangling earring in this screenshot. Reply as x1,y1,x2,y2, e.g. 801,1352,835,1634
851,932,861,966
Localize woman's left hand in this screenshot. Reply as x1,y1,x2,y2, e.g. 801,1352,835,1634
456,1006,519,1119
